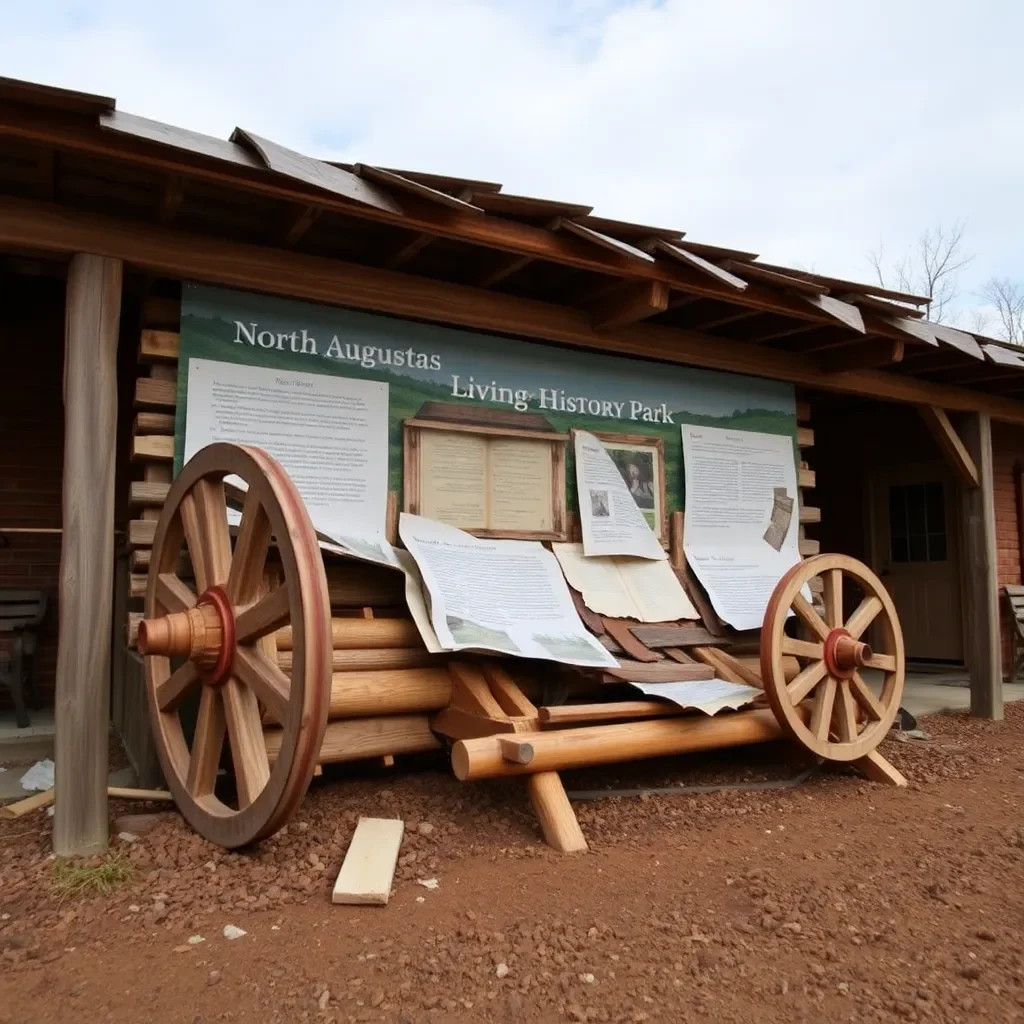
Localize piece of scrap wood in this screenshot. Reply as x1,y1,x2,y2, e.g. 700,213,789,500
332,817,405,906
1,788,55,819
107,787,175,802
602,618,664,662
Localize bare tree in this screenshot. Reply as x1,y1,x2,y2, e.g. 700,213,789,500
980,277,1024,345
867,220,973,324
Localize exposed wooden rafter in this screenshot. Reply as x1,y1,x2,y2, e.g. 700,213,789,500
687,307,759,332
478,253,534,288
383,232,434,270
819,338,904,373
280,204,320,248
591,281,670,333
917,405,979,488
156,175,185,225
4,195,1024,425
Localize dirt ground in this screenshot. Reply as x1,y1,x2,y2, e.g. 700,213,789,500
2,705,1024,1024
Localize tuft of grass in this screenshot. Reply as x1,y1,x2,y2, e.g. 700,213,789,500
52,855,132,902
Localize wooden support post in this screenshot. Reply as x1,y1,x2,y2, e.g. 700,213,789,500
959,412,1002,719
54,253,122,856
526,772,588,853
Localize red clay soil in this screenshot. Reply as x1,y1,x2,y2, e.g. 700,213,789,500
2,705,1024,1024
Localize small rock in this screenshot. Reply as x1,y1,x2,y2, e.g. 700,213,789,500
223,925,247,940
976,929,997,941
961,964,982,980
204,862,217,874
496,963,509,979
317,989,331,1010
128,905,141,914
416,878,439,890
370,989,385,1007
208,970,221,986
187,935,205,946
417,822,435,836
117,832,139,844
580,973,595,984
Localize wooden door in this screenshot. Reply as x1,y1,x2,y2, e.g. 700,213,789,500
868,462,963,662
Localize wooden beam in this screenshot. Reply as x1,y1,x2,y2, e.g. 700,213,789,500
591,280,669,332
53,253,122,856
4,197,1024,424
280,204,320,247
747,322,823,344
0,106,898,331
687,307,760,331
157,176,185,224
819,338,904,373
384,232,434,270
917,406,979,488
478,253,535,288
958,413,1001,719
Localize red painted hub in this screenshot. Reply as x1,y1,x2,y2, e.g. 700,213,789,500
196,584,236,687
822,627,871,680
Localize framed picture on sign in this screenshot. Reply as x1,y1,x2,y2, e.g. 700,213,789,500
577,430,668,546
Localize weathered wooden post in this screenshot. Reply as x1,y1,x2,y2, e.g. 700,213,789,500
959,412,1002,720
53,254,122,856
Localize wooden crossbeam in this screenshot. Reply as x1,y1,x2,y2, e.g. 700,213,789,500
687,307,759,332
917,405,979,488
281,204,320,247
384,232,435,269
591,280,670,332
820,338,904,373
478,253,534,288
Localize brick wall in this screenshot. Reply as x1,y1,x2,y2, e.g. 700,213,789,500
0,273,66,709
992,422,1024,670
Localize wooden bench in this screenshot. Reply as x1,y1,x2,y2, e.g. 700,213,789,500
1003,584,1024,684
0,589,47,728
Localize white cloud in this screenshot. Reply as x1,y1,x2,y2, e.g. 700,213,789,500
3,0,1022,315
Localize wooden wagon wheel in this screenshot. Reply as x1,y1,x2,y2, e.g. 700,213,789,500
138,443,332,847
760,553,905,764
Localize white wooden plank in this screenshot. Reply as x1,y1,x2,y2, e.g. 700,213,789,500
332,817,405,906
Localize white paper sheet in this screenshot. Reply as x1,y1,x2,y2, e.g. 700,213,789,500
552,542,698,622
394,549,444,653
184,358,390,550
681,424,801,631
629,679,761,715
398,513,616,667
575,431,666,560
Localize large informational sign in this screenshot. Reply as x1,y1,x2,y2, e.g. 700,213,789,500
174,283,797,516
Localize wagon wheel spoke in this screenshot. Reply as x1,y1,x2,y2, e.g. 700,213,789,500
222,677,272,808
155,572,197,614
823,569,843,629
193,478,233,585
180,493,211,593
235,586,291,644
810,675,837,741
787,658,828,704
792,593,830,642
845,595,882,640
187,687,226,797
864,651,896,672
834,680,860,741
227,490,273,605
848,671,886,721
234,646,291,724
780,637,823,661
155,661,200,712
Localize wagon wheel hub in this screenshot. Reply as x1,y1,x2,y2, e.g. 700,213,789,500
822,628,872,681
138,585,237,687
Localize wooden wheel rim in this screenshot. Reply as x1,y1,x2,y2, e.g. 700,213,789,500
142,443,332,847
760,553,905,762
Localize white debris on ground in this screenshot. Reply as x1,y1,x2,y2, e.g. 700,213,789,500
18,759,54,792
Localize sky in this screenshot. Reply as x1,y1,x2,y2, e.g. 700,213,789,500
3,1,1022,328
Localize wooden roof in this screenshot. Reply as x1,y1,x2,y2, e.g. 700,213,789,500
2,74,1024,405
